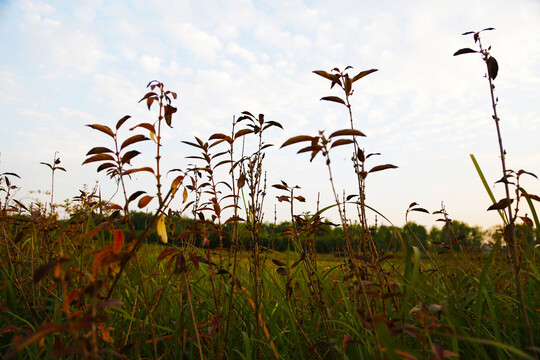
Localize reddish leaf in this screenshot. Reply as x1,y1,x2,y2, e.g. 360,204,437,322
139,91,158,103
164,105,177,127
87,124,115,138
276,267,289,276
92,246,112,275
7,323,66,357
113,230,124,255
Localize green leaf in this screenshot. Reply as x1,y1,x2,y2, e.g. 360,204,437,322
470,154,507,224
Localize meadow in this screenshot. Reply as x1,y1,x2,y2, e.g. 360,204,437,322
1,29,539,359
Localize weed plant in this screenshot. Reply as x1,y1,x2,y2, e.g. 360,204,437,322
0,31,539,360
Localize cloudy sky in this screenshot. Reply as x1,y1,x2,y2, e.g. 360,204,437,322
1,0,539,230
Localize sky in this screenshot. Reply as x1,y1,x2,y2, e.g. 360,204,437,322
1,0,539,230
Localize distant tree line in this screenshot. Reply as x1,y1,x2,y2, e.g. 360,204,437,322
129,211,536,254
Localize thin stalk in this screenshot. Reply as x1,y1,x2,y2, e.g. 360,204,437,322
477,36,533,350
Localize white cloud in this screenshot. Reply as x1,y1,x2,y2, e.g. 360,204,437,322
140,55,162,72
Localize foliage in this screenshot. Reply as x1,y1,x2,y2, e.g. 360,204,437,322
0,34,539,359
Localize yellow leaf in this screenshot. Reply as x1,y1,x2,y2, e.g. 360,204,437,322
183,187,188,203
157,214,167,243
150,131,158,143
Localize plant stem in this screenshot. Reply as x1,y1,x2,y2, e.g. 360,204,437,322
478,36,534,351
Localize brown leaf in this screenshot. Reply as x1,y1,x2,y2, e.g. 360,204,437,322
453,48,477,56
130,122,156,133
87,124,115,138
96,162,116,172
123,167,155,176
237,173,246,189
281,135,313,148
121,150,141,165
164,105,177,127
330,139,354,148
86,147,114,156
312,70,335,82
138,195,154,208
272,259,286,267
487,198,513,211
82,154,116,165
234,128,253,139
121,134,150,151
116,115,131,130
139,91,158,103
410,207,430,214
276,267,289,276
33,262,56,283
329,129,366,138
128,190,145,203
321,96,346,105
113,230,124,255
487,56,498,80
522,193,540,202
352,69,378,82
369,164,398,173
7,323,66,357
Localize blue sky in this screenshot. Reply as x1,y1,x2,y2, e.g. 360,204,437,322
1,0,539,230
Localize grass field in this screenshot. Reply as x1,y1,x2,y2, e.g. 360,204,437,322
1,36,539,359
